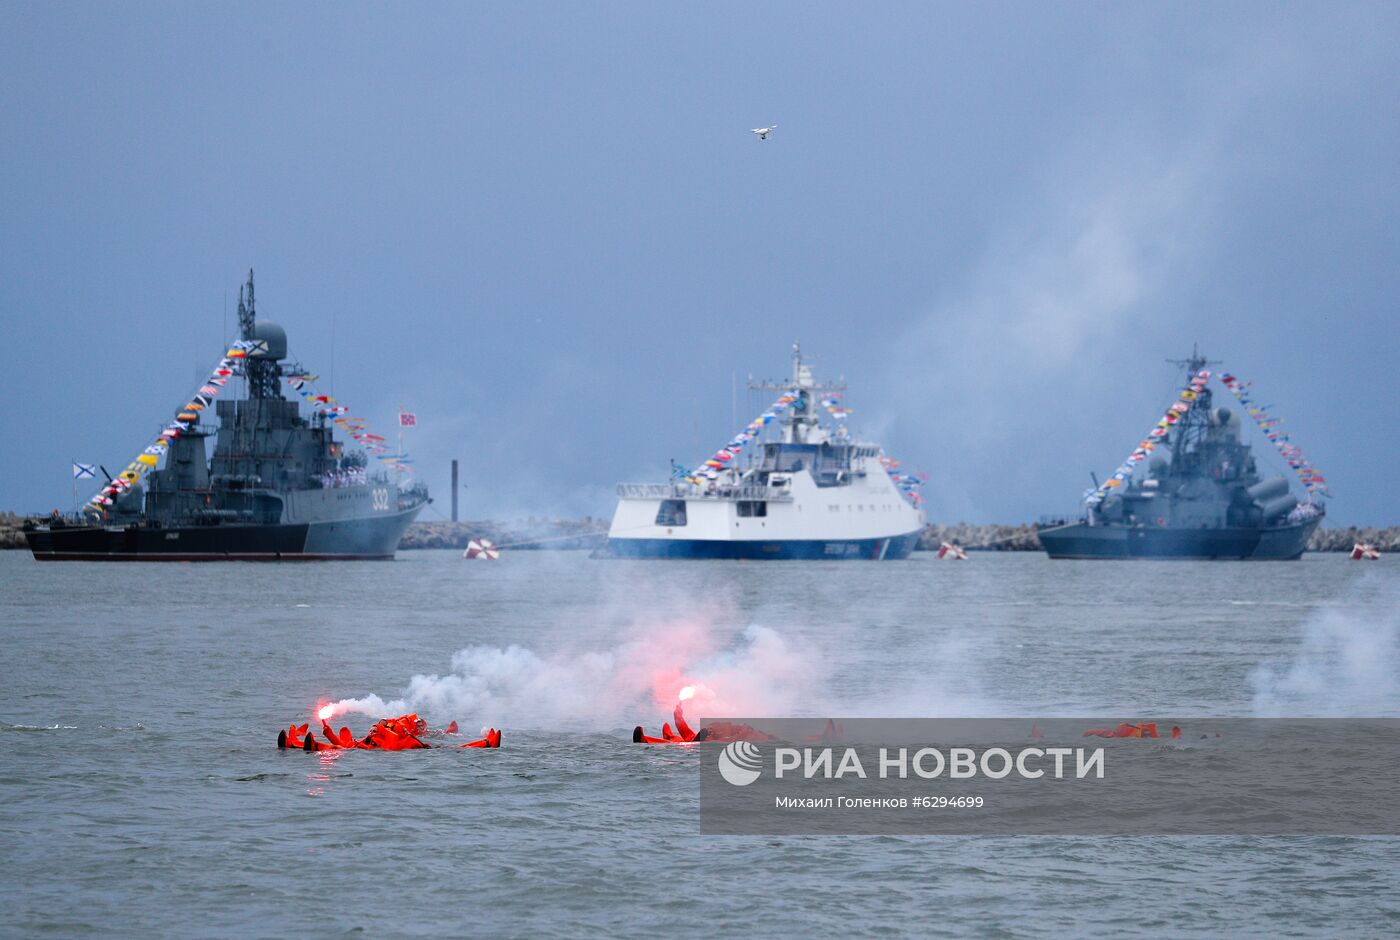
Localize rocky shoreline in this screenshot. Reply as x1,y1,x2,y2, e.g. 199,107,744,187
916,523,1043,552
1,512,1395,553
414,520,1400,553
0,513,27,550
915,523,1400,553
398,517,609,551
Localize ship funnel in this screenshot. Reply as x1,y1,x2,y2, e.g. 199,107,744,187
1246,476,1290,504
1259,493,1298,522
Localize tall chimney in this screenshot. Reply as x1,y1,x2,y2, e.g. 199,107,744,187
451,459,459,522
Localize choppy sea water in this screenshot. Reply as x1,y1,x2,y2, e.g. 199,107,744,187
1,550,1397,938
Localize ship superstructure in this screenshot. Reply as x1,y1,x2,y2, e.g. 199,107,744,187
605,344,925,559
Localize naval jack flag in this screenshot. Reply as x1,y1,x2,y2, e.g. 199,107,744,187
72,461,97,515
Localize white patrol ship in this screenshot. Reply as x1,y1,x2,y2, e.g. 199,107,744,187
605,345,925,559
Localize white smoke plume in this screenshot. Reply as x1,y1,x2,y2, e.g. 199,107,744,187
1250,574,1400,716
320,619,824,731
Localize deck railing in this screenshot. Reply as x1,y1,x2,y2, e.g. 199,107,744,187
615,483,794,502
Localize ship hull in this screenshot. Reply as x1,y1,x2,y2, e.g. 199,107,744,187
1037,517,1320,560
25,503,424,561
606,460,926,562
604,530,922,560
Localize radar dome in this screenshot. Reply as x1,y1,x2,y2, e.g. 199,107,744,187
249,320,287,360
1221,408,1242,439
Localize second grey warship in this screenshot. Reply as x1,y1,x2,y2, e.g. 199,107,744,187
1037,350,1325,560
24,272,429,560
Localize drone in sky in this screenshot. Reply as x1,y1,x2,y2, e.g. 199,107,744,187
751,124,777,140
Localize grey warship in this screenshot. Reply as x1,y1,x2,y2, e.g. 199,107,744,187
1037,350,1324,560
24,272,429,560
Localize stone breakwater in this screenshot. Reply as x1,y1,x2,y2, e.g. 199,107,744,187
0,513,1394,552
1306,526,1400,553
921,523,1400,553
399,517,609,550
408,521,1400,553
918,523,1043,552
0,514,25,550
404,520,1047,552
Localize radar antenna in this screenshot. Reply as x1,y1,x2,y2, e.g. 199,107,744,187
1166,342,1222,378
235,269,280,400
237,269,256,338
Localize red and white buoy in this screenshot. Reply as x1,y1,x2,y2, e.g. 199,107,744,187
935,541,967,560
1350,543,1381,560
463,538,500,560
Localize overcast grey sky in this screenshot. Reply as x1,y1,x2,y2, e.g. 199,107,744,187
2,2,1396,525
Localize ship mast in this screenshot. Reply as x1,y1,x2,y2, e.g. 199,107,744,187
1164,343,1223,471
237,269,280,400
1165,342,1221,382
749,341,846,445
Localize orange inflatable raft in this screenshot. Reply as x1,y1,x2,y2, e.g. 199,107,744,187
632,702,776,744
277,713,501,751
1080,722,1184,740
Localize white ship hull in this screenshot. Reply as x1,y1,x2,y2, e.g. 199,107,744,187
606,456,925,560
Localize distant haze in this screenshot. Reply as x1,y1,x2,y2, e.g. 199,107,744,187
1,3,1396,525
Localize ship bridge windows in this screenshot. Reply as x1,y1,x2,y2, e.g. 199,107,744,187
655,499,687,527
760,442,853,488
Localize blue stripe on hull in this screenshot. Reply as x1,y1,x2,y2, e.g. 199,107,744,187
605,531,921,560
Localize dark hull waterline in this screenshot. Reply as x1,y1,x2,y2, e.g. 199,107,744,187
1037,516,1321,560
25,503,423,561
